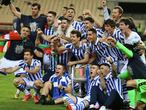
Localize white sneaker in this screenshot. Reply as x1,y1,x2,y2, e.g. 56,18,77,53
14,94,19,99
99,106,106,110
89,104,95,109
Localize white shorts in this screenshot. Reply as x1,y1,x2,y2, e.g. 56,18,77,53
22,77,34,89
0,57,26,75
76,95,90,104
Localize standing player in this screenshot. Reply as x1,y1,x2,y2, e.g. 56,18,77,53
9,2,47,43
100,0,123,25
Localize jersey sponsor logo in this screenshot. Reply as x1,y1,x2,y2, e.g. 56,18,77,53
29,22,38,32
15,45,24,54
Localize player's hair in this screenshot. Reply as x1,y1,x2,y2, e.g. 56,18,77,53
100,63,110,68
84,17,94,23
61,17,70,23
48,11,57,17
23,48,34,56
63,6,68,10
119,18,133,30
104,19,116,28
88,28,97,34
90,62,99,67
22,25,31,31
57,63,66,70
67,8,76,14
71,30,81,38
32,3,41,10
113,6,123,16
78,16,83,21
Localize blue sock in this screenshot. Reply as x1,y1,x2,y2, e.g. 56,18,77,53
17,84,25,91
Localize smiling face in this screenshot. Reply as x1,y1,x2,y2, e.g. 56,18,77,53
87,30,96,43
47,13,55,26
70,33,80,45
55,65,65,77
112,8,121,21
20,27,30,39
84,20,93,30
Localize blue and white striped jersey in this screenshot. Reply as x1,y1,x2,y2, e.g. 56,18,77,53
88,38,107,64
49,73,71,97
72,21,84,32
104,73,123,99
19,59,42,81
81,26,103,39
102,28,126,61
49,73,71,85
87,75,100,95
65,42,89,60
57,50,70,66
44,50,70,72
43,26,55,45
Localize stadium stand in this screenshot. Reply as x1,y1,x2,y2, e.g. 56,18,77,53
0,0,101,23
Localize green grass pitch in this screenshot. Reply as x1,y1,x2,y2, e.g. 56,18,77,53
0,53,65,110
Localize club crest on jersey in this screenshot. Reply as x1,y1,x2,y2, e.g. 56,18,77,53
15,45,24,54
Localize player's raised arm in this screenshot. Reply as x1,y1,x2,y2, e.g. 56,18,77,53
9,2,21,18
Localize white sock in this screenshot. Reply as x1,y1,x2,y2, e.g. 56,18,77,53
24,89,30,95
16,89,20,95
